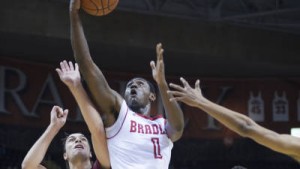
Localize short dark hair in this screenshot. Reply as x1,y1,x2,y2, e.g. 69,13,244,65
61,132,70,169
146,79,156,94
130,77,156,94
61,132,70,153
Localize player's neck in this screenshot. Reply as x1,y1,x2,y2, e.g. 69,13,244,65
68,159,91,169
135,104,151,117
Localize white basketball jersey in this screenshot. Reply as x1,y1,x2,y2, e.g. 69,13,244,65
106,100,173,169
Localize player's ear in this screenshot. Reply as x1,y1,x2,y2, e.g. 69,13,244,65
63,153,68,160
149,93,156,102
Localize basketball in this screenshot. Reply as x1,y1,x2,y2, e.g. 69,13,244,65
81,0,119,16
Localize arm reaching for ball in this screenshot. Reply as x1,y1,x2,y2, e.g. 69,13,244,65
168,77,300,162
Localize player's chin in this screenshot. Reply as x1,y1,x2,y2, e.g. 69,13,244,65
128,99,139,106
128,101,142,111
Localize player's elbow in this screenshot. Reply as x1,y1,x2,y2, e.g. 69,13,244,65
174,123,185,133
171,132,183,142
166,121,184,142
170,128,184,142
237,119,257,137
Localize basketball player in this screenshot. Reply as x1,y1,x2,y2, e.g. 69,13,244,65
69,0,185,168
56,60,110,169
22,61,110,169
21,106,94,169
167,77,300,162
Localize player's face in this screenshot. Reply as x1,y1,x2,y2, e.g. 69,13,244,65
63,133,91,161
124,78,152,111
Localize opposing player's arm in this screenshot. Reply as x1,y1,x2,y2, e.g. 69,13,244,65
22,106,68,169
56,61,110,168
245,123,300,160
151,43,184,142
168,78,300,161
200,101,300,158
69,0,122,120
70,83,111,168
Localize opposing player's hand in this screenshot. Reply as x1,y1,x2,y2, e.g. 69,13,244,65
168,78,206,108
56,60,81,89
150,43,166,85
69,0,81,12
50,106,69,130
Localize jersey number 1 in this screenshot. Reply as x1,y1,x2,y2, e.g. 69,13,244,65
151,137,162,159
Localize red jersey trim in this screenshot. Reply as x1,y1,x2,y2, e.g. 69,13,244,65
135,113,164,121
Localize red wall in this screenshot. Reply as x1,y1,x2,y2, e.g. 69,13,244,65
1,57,299,139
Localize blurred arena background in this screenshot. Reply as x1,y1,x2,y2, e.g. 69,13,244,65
1,0,300,168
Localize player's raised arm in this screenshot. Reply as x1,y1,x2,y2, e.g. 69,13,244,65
22,106,68,169
56,60,110,168
69,0,122,126
168,77,300,162
150,43,184,142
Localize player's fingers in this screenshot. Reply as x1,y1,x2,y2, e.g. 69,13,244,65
156,43,162,55
169,97,177,102
63,60,70,71
75,63,79,71
60,61,67,71
180,77,187,86
195,79,200,90
55,68,62,76
169,96,184,102
180,77,191,88
158,49,164,60
169,83,184,91
57,107,64,118
158,60,164,68
52,105,60,113
167,90,185,97
156,43,164,58
60,61,64,70
69,61,74,70
150,61,156,70
63,109,69,118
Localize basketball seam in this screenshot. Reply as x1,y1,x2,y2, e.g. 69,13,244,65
85,0,98,11
100,0,104,15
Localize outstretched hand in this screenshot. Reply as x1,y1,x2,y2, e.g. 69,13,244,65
50,106,69,130
150,43,166,85
168,77,206,108
56,60,81,89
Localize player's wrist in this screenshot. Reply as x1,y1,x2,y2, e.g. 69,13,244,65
48,123,61,133
156,78,167,86
69,8,80,14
